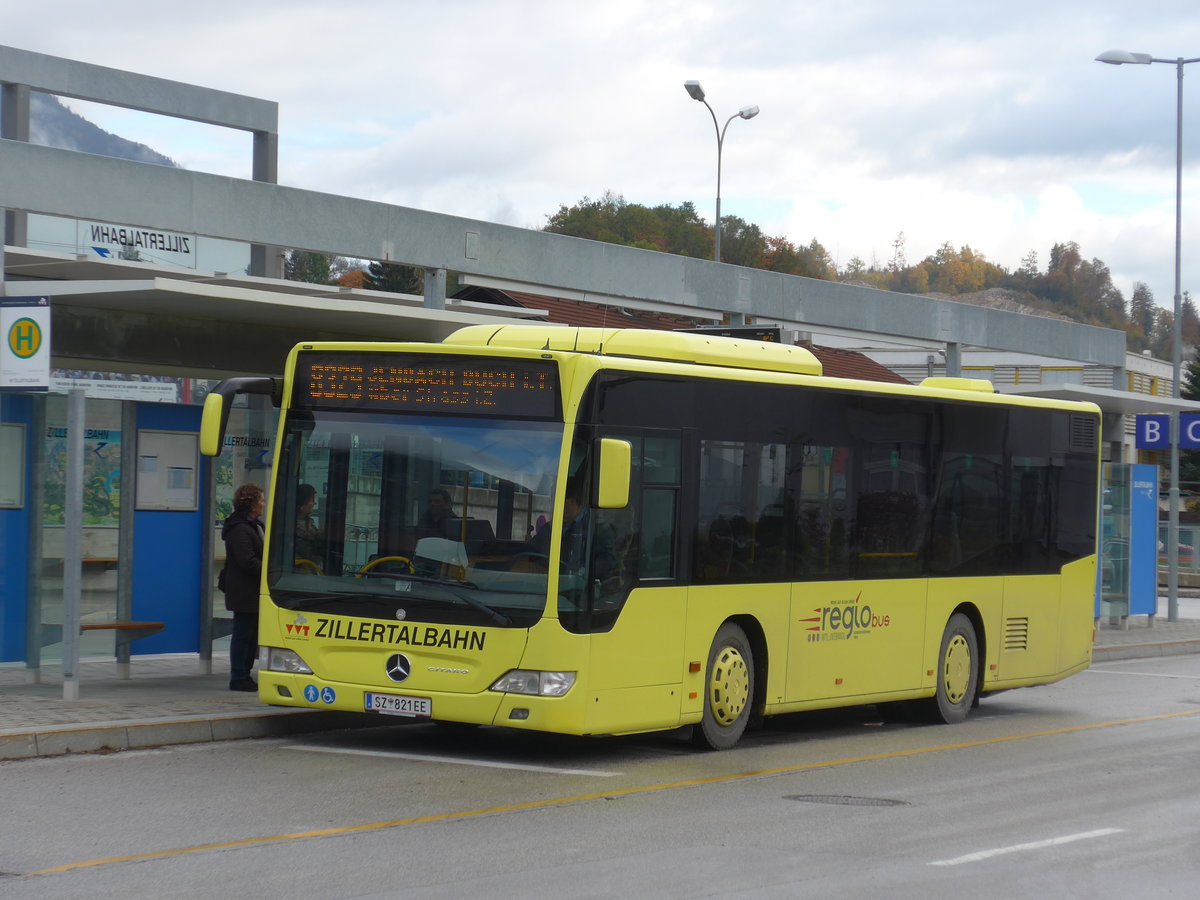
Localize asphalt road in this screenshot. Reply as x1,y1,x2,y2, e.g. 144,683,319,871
3,653,1199,899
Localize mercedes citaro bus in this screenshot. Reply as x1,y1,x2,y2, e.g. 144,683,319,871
201,326,1100,749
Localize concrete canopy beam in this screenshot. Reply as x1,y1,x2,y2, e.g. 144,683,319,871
0,138,1127,367
0,45,276,133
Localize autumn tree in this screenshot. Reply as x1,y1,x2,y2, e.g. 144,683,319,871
545,192,713,257
336,268,369,289
841,256,867,282
762,236,836,279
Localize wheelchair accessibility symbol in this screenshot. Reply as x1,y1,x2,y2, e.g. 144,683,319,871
320,686,336,704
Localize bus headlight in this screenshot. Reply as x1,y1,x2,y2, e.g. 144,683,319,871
490,670,576,697
260,646,313,674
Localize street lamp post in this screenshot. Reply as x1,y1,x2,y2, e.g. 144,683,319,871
683,80,759,264
1097,49,1200,622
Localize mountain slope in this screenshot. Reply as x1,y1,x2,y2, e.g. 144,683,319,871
27,91,177,167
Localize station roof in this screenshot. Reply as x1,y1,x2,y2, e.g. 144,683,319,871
1006,383,1200,415
4,246,546,377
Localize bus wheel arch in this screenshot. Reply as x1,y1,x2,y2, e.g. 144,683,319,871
731,614,768,725
692,619,758,750
921,609,982,724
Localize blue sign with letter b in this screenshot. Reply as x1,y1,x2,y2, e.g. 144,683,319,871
1136,415,1169,448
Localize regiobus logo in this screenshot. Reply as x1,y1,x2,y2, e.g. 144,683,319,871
800,592,891,642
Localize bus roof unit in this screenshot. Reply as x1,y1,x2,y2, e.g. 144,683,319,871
443,325,823,377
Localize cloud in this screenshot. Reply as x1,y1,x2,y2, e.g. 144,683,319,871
7,0,1200,311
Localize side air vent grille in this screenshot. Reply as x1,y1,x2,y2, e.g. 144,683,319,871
1069,414,1099,453
1004,617,1030,652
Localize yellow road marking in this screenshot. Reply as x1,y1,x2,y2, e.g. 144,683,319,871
29,708,1200,876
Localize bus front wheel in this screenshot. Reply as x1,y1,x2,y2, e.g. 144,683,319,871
692,623,754,750
922,612,979,724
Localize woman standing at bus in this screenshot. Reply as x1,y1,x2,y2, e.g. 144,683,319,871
223,483,265,692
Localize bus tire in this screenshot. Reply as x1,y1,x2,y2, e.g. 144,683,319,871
922,612,979,724
692,623,754,750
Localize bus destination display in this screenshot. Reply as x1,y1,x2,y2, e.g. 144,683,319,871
295,353,559,418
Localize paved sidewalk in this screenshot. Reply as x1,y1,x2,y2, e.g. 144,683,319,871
1092,614,1200,661
2,617,1198,761
0,655,369,760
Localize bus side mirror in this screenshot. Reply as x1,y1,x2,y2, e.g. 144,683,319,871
199,376,280,457
596,439,632,509
200,392,228,457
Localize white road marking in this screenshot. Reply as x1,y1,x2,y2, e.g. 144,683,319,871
1086,669,1199,679
929,828,1125,867
282,744,620,776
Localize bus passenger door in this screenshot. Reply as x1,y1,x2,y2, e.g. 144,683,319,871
585,429,688,734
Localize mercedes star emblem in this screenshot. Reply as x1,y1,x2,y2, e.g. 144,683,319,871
385,653,412,683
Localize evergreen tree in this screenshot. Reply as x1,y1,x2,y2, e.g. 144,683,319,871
284,250,332,285
1180,345,1200,489
1182,344,1200,401
1182,292,1199,346
1130,281,1157,340
366,260,421,294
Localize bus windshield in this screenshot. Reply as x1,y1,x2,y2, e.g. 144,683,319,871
267,410,564,628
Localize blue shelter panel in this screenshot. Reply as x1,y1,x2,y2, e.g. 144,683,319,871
0,395,34,662
130,402,204,654
1128,464,1158,617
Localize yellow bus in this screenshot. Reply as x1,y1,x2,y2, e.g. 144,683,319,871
201,326,1100,750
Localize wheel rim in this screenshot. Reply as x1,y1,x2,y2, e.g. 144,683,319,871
708,645,750,726
943,633,972,705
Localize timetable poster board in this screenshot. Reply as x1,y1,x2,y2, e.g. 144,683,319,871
0,422,25,508
136,430,199,511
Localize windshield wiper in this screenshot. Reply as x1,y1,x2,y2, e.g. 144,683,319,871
277,578,511,626
276,591,363,609
360,575,511,626
360,570,479,590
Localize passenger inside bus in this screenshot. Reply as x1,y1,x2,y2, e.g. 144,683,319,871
529,483,618,581
418,488,459,539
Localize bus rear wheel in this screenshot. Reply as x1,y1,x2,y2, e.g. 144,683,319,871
692,623,754,750
921,612,979,724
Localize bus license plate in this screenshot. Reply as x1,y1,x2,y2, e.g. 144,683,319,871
365,692,432,717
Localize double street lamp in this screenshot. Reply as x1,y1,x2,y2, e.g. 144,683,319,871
684,80,759,263
1096,49,1200,622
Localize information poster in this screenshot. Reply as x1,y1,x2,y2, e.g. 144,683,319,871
43,426,122,526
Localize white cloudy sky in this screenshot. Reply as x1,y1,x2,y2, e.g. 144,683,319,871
7,0,1200,311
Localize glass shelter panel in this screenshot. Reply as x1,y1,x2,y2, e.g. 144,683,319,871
39,394,124,661
1100,463,1130,617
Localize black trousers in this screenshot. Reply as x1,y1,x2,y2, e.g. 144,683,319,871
230,611,259,683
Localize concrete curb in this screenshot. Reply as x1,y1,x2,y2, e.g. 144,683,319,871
0,710,374,761
1092,638,1200,663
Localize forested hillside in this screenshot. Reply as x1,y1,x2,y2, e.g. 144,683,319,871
543,191,1197,358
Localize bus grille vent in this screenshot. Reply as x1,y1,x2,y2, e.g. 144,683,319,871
1069,415,1099,453
1004,617,1030,651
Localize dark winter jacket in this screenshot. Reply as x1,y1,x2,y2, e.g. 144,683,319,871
222,510,264,614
